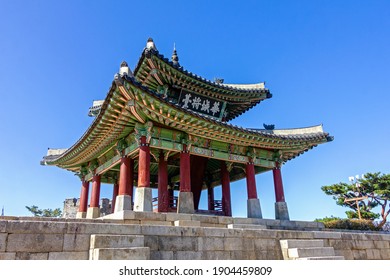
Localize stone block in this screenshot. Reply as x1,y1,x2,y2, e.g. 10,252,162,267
224,228,244,238
86,207,100,219
15,252,48,260
374,240,390,249
198,237,224,251
352,249,367,260
329,239,354,250
174,251,203,260
335,249,353,260
366,234,385,241
233,218,254,224
49,251,88,260
280,239,323,249
141,220,172,226
217,216,234,225
134,211,166,221
224,237,243,251
67,222,141,235
92,247,150,260
379,234,390,241
247,198,262,219
134,187,153,212
114,195,132,212
150,251,173,260
276,230,313,240
0,220,6,232
63,234,90,252
0,253,15,260
252,229,278,239
90,234,144,249
144,235,159,251
174,220,200,227
366,249,382,260
102,210,136,220
124,220,140,225
141,225,182,236
294,221,323,229
179,227,202,237
313,231,341,239
255,250,268,260
288,247,335,259
6,220,67,234
6,234,64,252
227,224,267,230
255,239,278,251
177,192,195,214
380,249,390,259
76,212,86,219
230,250,256,260
354,240,375,250
158,236,197,251
204,251,231,260
243,239,255,251
165,213,192,222
200,223,225,228
191,215,219,224
275,202,289,220
202,227,225,237
0,233,7,252
262,219,280,227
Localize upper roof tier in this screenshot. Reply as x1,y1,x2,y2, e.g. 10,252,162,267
133,38,271,122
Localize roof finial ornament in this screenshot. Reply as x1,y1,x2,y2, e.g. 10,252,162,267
171,43,179,67
146,37,157,51
119,61,134,78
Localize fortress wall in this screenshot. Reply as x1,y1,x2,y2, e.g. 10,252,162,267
0,215,389,260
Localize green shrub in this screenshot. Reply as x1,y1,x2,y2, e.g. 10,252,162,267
316,217,381,231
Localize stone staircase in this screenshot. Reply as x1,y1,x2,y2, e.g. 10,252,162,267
89,234,150,260
280,239,344,260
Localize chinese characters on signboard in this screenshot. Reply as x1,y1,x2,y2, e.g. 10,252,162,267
178,90,226,120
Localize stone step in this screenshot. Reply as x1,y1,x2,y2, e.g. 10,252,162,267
91,247,150,260
288,247,335,259
298,256,345,260
280,239,324,249
90,234,144,249
227,224,267,229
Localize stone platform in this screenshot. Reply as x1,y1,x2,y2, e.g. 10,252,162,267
1,212,390,260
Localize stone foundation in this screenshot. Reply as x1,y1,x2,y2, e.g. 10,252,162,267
0,214,390,260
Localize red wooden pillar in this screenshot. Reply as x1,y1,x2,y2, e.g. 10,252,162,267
78,180,89,217
177,144,194,213
158,152,169,212
179,144,191,192
208,185,215,211
111,182,119,213
273,164,285,202
119,156,132,195
138,136,150,188
90,174,101,208
245,161,258,199
221,161,232,217
245,159,262,218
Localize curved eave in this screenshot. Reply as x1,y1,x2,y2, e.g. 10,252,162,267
133,48,271,121
42,78,138,169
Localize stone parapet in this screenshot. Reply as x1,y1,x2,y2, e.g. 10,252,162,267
0,215,389,260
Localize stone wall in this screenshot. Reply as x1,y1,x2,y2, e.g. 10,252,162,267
0,213,389,260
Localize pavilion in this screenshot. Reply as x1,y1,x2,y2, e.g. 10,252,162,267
41,38,333,220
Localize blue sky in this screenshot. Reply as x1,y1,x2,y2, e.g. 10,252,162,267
0,1,389,221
